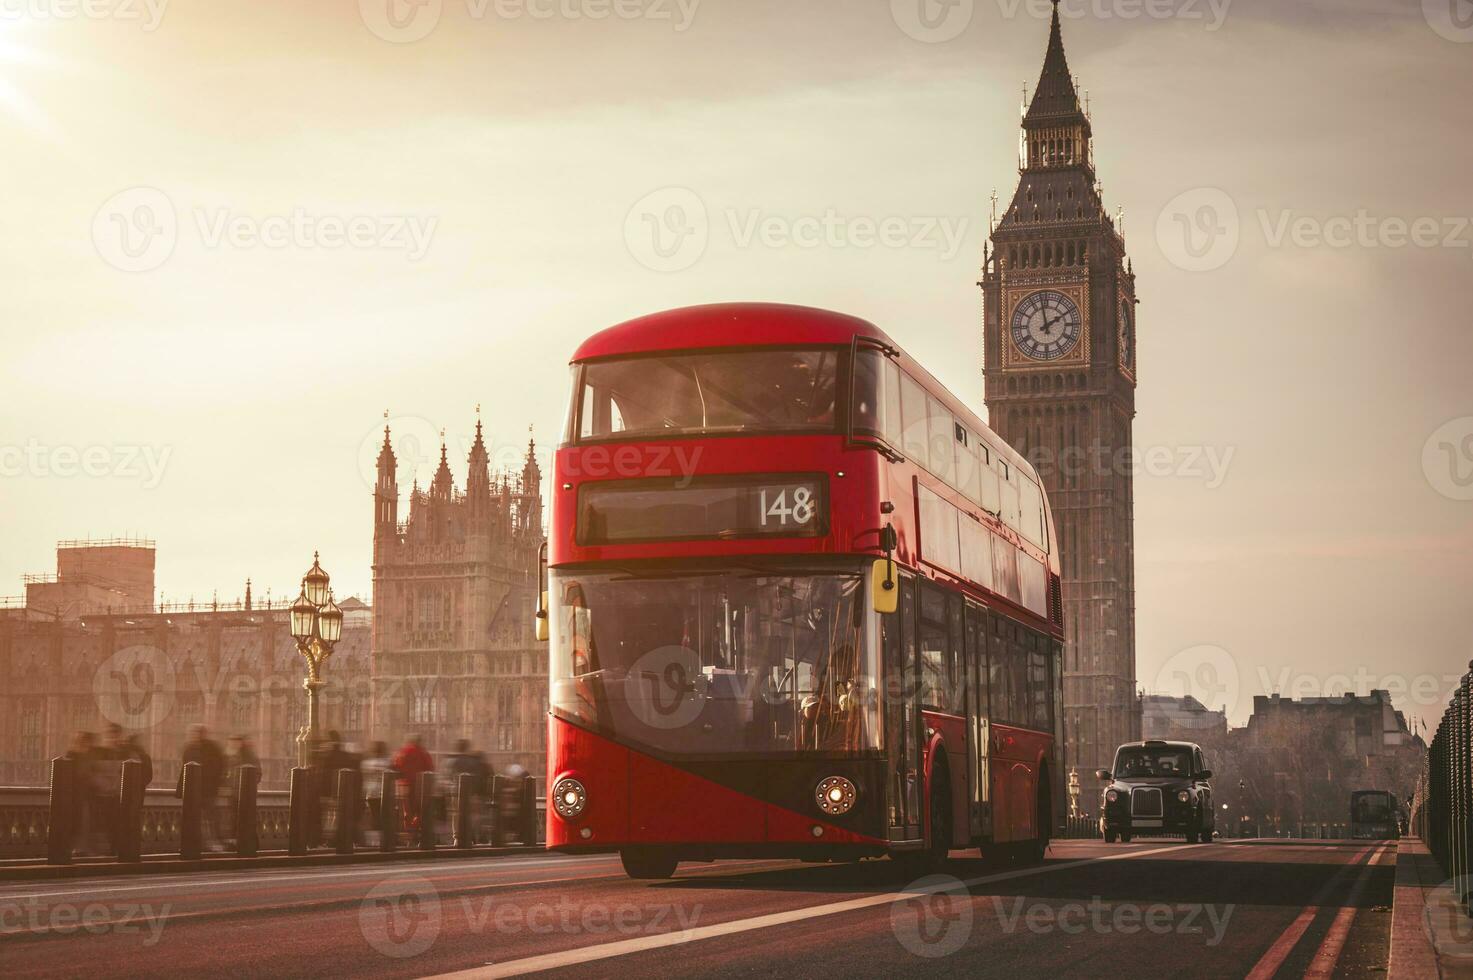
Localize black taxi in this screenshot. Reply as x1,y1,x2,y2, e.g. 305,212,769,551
1097,740,1215,843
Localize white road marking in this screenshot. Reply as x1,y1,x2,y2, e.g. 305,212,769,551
0,854,597,902
429,842,1205,978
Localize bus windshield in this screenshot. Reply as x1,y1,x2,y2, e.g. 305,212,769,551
576,349,839,441
1352,793,1393,822
549,567,879,756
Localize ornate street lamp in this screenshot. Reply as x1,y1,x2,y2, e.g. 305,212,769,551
290,552,342,767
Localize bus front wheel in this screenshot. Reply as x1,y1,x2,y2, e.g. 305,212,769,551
620,848,678,880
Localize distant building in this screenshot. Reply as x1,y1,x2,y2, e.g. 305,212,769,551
1142,694,1227,742
0,540,371,789
370,417,547,780
1224,690,1425,825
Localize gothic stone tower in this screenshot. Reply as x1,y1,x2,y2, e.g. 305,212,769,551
371,417,546,774
981,5,1141,778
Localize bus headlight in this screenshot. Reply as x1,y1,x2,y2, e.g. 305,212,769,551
1177,790,1191,804
815,776,857,816
552,777,587,820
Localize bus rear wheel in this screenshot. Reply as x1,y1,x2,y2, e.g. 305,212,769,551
620,848,678,880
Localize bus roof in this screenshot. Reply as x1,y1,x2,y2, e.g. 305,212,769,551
570,303,896,362
571,303,1045,494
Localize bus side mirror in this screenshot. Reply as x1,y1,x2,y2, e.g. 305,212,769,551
871,559,898,615
534,541,549,641
535,592,549,642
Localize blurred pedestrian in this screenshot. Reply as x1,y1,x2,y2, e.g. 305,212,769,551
94,723,128,855
63,731,97,856
123,734,153,788
177,724,226,852
445,739,489,843
392,734,434,834
225,734,260,844
361,740,391,845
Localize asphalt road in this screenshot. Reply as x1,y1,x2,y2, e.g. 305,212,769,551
0,839,1397,979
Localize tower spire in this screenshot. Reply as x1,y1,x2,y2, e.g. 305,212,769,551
1024,0,1086,126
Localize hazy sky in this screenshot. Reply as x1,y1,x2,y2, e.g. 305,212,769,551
1,0,1469,733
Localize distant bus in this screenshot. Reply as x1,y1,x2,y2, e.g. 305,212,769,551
1349,789,1399,840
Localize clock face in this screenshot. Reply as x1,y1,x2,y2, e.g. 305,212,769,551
1011,290,1082,361
1119,301,1134,368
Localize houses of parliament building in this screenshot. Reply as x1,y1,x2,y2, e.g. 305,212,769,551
0,418,548,790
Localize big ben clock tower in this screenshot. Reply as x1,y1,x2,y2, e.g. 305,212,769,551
981,2,1141,778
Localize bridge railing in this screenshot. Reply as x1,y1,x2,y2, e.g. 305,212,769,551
1422,664,1472,915
1,763,545,864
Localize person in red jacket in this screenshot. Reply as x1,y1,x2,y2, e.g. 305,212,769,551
391,734,434,832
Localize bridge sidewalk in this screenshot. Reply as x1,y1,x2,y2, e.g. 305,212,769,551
1391,837,1473,979
0,843,546,883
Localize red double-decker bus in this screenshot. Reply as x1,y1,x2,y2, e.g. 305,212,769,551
542,303,1064,879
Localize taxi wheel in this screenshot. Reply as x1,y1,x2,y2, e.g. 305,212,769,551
1104,830,1118,844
